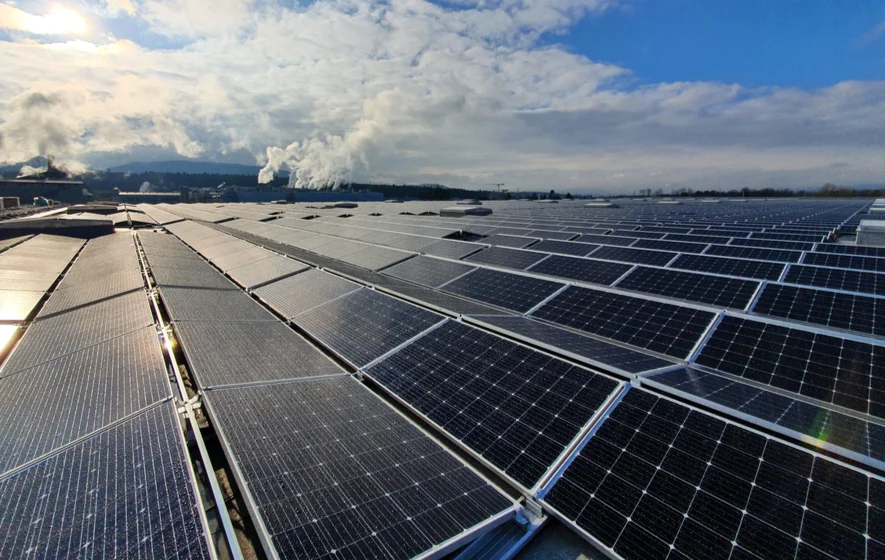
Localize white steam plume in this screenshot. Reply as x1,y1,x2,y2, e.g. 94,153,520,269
258,90,399,189
17,164,47,178
139,181,155,192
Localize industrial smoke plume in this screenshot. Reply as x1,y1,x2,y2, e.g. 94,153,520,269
258,90,399,190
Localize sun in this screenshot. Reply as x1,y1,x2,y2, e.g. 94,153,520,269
41,6,88,35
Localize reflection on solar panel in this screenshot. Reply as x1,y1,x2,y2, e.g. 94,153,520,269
382,255,476,288
803,252,885,272
365,321,621,488
616,267,759,309
160,286,276,322
469,315,674,375
752,283,885,336
463,246,548,270
529,240,599,257
703,245,803,263
204,377,514,560
696,316,885,418
294,289,444,367
646,367,885,467
422,239,484,259
0,326,169,474
533,286,716,358
544,388,883,560
0,403,210,559
784,264,885,296
0,290,43,322
252,269,361,318
590,246,677,266
441,268,564,313
670,254,785,280
527,255,632,285
174,321,343,387
482,234,538,248
226,255,308,289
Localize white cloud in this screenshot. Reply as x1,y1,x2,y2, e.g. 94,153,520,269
0,0,883,192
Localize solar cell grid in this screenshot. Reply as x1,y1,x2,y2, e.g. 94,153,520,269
463,246,549,270
532,286,716,358
527,255,632,285
616,266,759,309
752,232,825,242
816,244,885,258
482,234,538,248
365,321,621,488
527,239,598,257
572,234,635,246
670,254,786,280
204,378,514,560
294,288,444,367
544,388,883,560
647,367,885,467
695,316,885,418
752,283,885,337
804,252,885,273
590,246,678,267
441,268,565,313
160,286,276,322
703,244,804,263
664,233,735,244
728,238,815,251
784,264,885,296
631,239,709,253
253,269,361,318
0,403,210,559
381,255,476,288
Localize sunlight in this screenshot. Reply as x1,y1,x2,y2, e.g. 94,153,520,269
0,3,87,35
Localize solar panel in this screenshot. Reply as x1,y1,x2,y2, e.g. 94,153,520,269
670,254,786,280
382,255,476,288
337,245,413,271
160,286,277,322
631,239,708,253
573,234,635,246
253,269,362,318
752,231,825,242
589,246,677,266
703,245,803,263
527,230,578,240
382,285,513,316
728,238,815,251
421,239,484,259
615,267,760,309
611,229,666,239
468,315,674,375
482,234,538,248
752,283,885,337
150,260,240,290
646,367,885,468
0,403,211,559
816,243,885,257
463,246,549,270
294,289,444,368
0,290,155,377
210,245,276,271
803,252,885,272
441,268,565,313
695,316,885,418
543,388,883,560
225,255,309,290
526,255,632,286
365,321,621,488
38,268,145,317
203,377,515,559
174,321,343,388
0,290,43,322
0,326,170,474
529,240,599,257
664,233,734,244
532,286,716,358
0,269,57,292
784,264,885,296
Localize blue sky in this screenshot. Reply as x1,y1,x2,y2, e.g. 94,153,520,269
559,0,885,88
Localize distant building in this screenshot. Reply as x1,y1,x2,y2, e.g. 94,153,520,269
0,179,86,204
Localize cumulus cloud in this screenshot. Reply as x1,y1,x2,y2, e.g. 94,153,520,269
0,0,883,191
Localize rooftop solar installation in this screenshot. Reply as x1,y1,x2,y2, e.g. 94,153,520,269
532,286,716,358
441,268,565,313
543,388,884,560
463,246,549,270
6,198,885,560
0,403,211,559
381,255,476,288
203,377,516,559
615,266,760,309
366,321,622,489
294,288,445,368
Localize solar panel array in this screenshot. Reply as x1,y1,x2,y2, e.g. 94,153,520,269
7,197,885,560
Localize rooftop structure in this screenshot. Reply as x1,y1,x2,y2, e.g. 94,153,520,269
1,197,883,560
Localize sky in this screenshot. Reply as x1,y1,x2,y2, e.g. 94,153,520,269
0,0,883,192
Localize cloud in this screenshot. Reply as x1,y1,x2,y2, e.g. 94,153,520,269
0,3,87,35
0,0,883,191
105,0,137,17
857,18,885,46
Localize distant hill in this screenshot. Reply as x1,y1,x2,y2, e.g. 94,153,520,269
106,160,288,176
